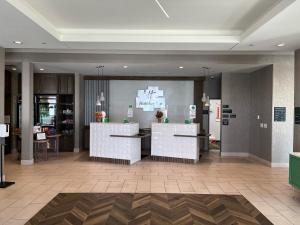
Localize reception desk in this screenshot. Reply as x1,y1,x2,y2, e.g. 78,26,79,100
151,123,200,163
90,122,141,164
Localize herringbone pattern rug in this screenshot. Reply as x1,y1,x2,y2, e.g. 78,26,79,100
25,193,272,225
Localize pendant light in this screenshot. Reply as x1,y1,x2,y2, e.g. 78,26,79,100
201,93,206,103
96,65,104,106
205,95,210,107
100,65,105,102
201,66,211,107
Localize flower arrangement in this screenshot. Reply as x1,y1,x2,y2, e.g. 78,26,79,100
95,111,102,122
155,110,164,123
95,111,107,122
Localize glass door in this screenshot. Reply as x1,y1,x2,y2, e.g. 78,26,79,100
36,96,57,127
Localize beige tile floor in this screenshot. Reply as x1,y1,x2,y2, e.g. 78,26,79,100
0,151,300,225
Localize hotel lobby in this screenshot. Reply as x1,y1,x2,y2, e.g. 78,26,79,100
1,0,300,224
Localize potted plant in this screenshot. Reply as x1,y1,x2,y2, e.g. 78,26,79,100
155,110,164,123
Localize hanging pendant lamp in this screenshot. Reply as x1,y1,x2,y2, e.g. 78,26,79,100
96,65,104,106
100,65,105,102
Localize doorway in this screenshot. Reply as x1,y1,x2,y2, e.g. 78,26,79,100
209,99,221,150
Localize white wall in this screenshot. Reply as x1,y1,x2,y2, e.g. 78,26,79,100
109,80,194,128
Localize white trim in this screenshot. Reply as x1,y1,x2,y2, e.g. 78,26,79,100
73,148,80,153
248,154,271,167
271,163,289,168
221,152,249,157
21,159,34,165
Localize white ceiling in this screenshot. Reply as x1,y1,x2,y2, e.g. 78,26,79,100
24,0,278,30
1,0,300,52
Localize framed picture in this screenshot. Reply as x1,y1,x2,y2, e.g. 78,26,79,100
36,132,46,140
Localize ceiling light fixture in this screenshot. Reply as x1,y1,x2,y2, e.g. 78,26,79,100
13,41,22,45
154,0,170,18
178,66,184,69
123,65,128,69
96,65,105,107
39,68,45,71
277,43,286,47
11,67,17,71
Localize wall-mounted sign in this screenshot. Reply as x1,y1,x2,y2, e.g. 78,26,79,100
189,105,196,119
222,114,229,118
136,86,165,112
223,105,229,108
222,119,229,126
274,107,286,122
295,107,300,124
127,105,133,118
230,114,237,118
223,109,232,114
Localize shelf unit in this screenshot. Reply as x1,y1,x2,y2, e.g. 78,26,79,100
57,95,74,151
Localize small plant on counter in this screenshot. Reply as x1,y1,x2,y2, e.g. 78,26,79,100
155,110,164,123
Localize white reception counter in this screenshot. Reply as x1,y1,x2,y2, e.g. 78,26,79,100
151,123,200,163
90,122,141,164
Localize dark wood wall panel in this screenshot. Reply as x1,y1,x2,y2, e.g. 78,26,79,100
194,80,204,130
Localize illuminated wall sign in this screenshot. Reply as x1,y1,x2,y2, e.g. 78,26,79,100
136,86,165,111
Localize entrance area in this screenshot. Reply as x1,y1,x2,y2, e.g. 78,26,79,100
209,99,221,150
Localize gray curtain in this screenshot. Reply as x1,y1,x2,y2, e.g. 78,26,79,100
84,80,109,125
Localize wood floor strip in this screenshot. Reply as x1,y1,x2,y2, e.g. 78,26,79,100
25,193,273,225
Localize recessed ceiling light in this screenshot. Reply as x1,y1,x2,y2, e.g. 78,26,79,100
13,41,23,45
39,68,45,71
277,43,286,47
123,65,128,69
178,66,184,69
11,67,17,71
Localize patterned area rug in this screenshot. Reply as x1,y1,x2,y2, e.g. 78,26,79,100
25,193,273,225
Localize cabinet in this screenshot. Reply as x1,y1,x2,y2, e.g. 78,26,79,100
59,76,74,94
57,95,74,151
34,75,58,94
34,74,74,95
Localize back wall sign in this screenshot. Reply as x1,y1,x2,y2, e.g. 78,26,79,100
136,86,165,111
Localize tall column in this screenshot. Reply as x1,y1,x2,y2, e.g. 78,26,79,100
10,71,19,152
0,47,4,124
74,72,80,152
21,61,34,165
0,48,5,181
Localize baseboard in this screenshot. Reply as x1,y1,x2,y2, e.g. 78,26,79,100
271,163,289,168
21,159,34,165
249,154,271,167
73,148,80,153
221,152,249,157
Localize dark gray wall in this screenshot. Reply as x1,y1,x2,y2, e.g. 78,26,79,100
221,73,251,154
295,50,300,152
249,66,273,161
203,75,221,99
